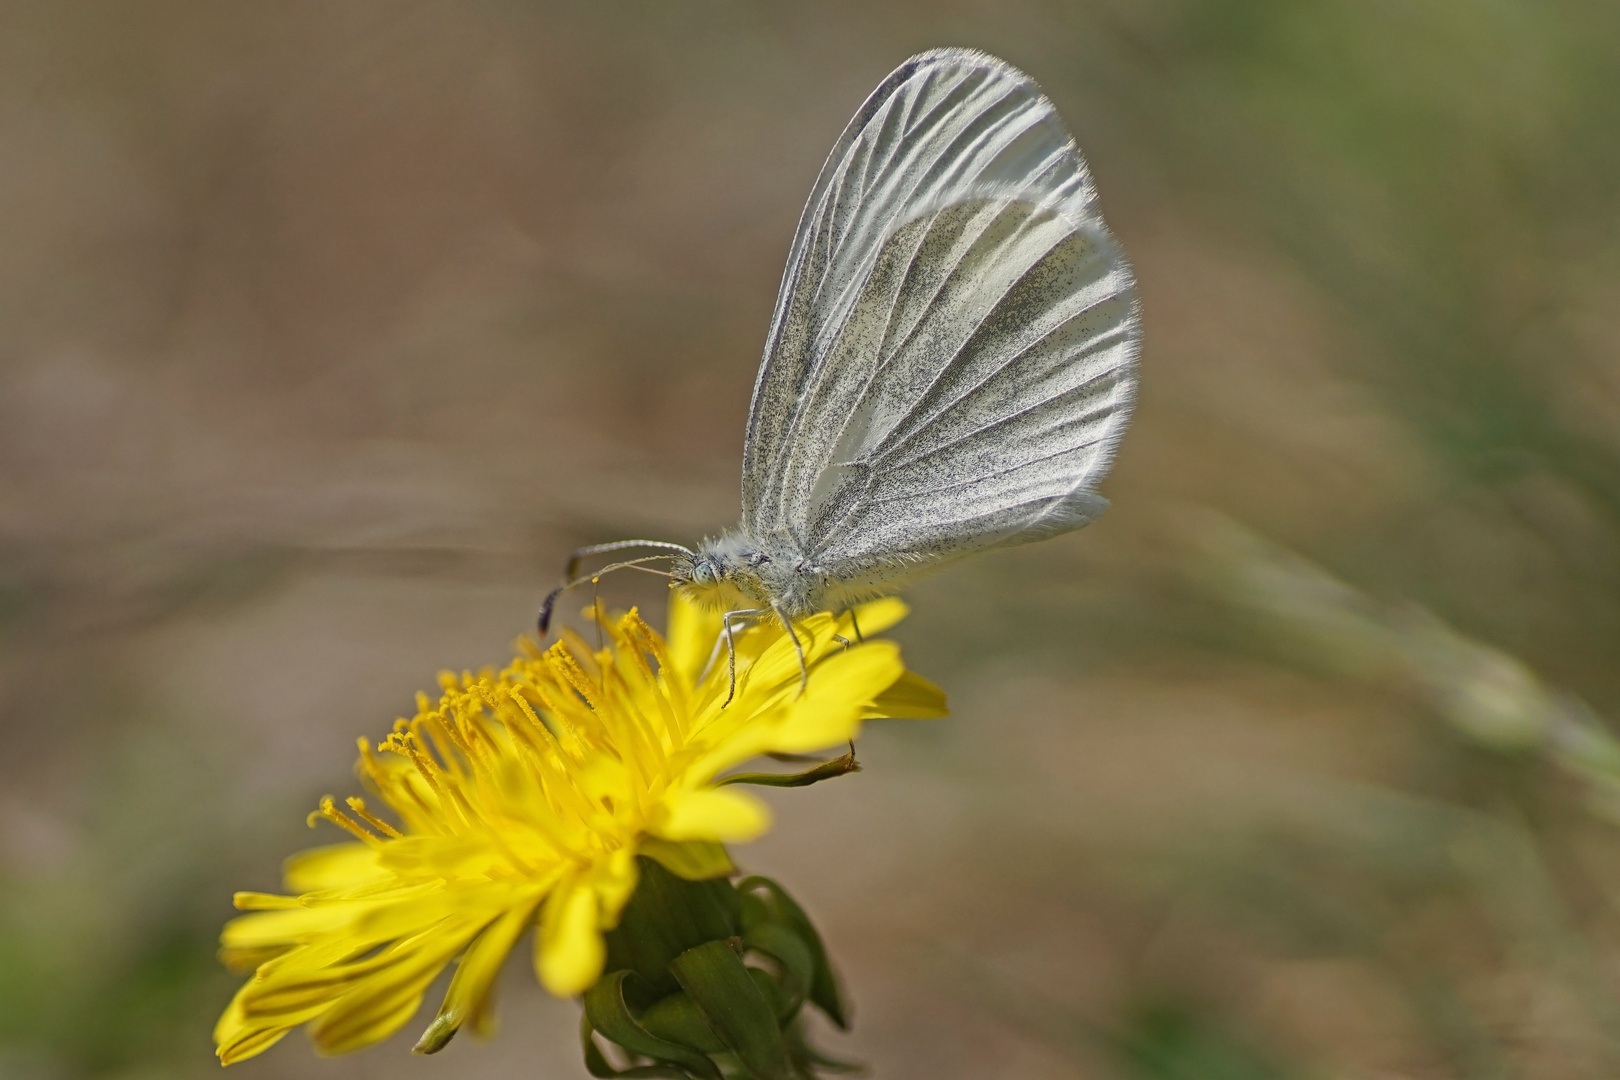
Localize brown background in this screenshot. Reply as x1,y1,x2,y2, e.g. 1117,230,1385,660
5,2,1620,1078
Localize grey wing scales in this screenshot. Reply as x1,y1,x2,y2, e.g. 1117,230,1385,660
740,49,1140,588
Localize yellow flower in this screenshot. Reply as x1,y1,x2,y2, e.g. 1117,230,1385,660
213,596,945,1065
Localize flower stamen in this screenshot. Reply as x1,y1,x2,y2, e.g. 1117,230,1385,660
345,797,404,840
307,796,385,847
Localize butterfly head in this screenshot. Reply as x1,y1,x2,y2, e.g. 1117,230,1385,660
670,532,791,613
687,556,722,588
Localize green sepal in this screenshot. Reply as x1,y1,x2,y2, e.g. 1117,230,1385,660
738,877,849,1029
746,965,788,1021
739,888,772,934
604,857,741,1001
413,1011,458,1055
581,1014,693,1079
721,746,860,788
583,971,722,1080
670,940,792,1080
637,991,727,1054
744,921,815,1020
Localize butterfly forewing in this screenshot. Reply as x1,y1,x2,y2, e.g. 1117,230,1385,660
740,49,1140,585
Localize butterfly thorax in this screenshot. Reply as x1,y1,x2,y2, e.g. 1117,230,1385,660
671,531,830,618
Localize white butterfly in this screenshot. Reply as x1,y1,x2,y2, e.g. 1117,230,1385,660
544,49,1141,686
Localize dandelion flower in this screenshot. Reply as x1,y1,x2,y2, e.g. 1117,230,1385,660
213,596,944,1064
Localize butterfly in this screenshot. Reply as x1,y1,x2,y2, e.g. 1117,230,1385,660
543,49,1141,694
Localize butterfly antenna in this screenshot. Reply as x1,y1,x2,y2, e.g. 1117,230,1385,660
537,585,565,637
536,555,678,637
565,540,694,581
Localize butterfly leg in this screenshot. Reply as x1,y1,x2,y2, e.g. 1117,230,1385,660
828,608,863,650
705,608,765,708
771,603,810,695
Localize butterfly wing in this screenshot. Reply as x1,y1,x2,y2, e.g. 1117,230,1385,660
740,49,1141,591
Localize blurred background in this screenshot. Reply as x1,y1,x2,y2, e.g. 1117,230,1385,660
4,1,1620,1077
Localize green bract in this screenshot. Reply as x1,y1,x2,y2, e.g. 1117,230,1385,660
583,858,857,1080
